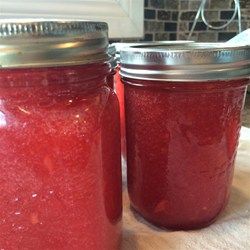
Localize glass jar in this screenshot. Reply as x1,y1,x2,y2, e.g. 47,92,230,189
107,45,117,89
0,21,122,249
113,41,193,167
120,43,250,230
114,64,126,165
107,67,117,89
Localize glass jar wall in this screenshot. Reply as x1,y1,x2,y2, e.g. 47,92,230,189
123,78,248,229
120,43,250,230
0,21,122,249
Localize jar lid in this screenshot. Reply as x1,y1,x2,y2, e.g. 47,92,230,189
113,40,193,56
108,44,117,57
0,19,110,68
120,43,250,81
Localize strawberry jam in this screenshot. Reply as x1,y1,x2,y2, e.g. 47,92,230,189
120,43,250,230
0,21,122,249
124,78,248,229
0,64,122,249
114,65,126,161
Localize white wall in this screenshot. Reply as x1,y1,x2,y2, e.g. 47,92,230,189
0,0,144,39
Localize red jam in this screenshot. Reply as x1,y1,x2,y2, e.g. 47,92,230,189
124,78,248,230
114,66,126,160
0,64,122,249
107,68,117,89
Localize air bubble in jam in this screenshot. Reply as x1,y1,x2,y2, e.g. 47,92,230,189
43,155,55,174
30,213,39,225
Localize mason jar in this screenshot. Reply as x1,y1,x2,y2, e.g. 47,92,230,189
120,43,250,230
107,44,117,89
0,20,122,249
113,41,193,169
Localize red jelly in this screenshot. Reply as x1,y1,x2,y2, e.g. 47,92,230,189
0,21,122,249
120,43,250,230
114,65,126,161
107,67,117,89
113,41,193,164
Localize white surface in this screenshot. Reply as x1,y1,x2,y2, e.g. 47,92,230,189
122,127,250,250
0,0,144,39
240,126,250,140
227,28,250,45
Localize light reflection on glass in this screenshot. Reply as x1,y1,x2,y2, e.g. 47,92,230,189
0,111,6,127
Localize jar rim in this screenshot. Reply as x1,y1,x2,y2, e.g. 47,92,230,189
120,42,250,81
0,19,110,68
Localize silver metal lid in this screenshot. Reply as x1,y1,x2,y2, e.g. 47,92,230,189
120,43,250,81
108,44,117,56
113,41,193,56
108,44,117,69
0,19,109,68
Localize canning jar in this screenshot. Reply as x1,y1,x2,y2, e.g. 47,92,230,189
114,64,126,165
107,66,117,89
120,43,250,230
113,41,193,168
0,21,122,249
107,45,117,89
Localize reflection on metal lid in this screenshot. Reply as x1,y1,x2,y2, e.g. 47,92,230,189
120,42,250,81
0,20,110,68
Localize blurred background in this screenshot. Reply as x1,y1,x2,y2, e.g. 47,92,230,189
2,0,250,41
115,0,250,42
144,0,250,41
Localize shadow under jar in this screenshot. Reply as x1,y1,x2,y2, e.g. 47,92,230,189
120,43,250,230
0,21,122,249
